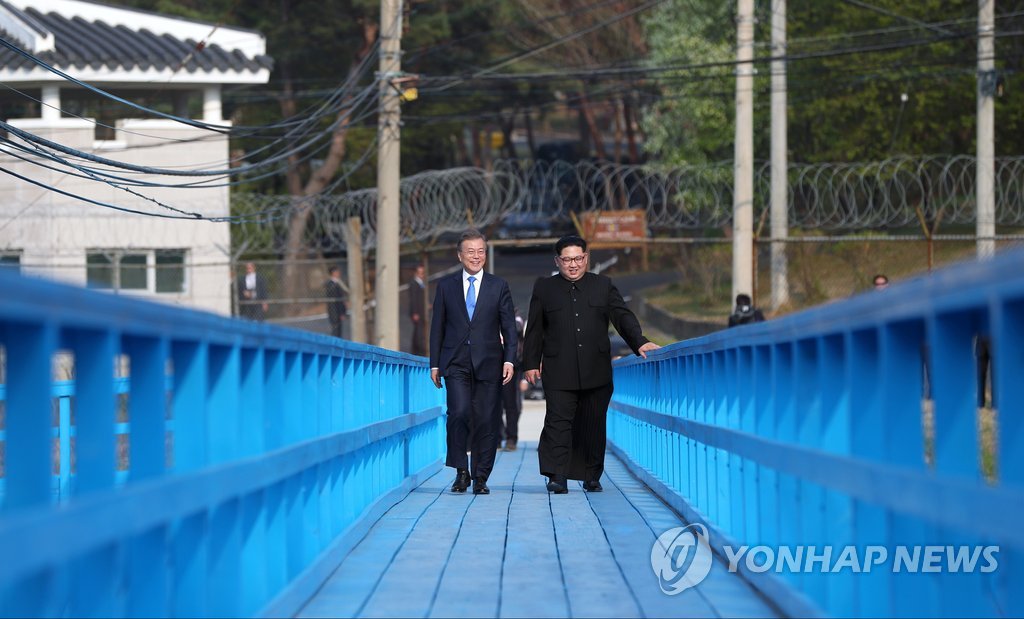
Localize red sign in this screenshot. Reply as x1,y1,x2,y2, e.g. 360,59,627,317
580,209,647,244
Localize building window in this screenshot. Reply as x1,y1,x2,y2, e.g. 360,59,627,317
0,252,21,272
86,250,187,294
155,250,186,293
86,253,114,289
119,253,148,290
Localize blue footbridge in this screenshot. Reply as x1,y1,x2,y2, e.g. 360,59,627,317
0,250,1021,617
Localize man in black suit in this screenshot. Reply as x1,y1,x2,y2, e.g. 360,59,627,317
324,266,347,338
430,230,517,495
523,235,660,494
409,264,427,356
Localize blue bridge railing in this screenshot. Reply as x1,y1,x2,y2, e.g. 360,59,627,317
611,249,1024,617
0,270,445,617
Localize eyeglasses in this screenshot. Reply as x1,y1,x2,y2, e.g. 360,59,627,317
556,254,587,265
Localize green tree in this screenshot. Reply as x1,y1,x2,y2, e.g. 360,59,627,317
641,0,1024,163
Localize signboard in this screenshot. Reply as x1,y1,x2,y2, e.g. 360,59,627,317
579,209,647,244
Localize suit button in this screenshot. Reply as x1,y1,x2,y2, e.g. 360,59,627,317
578,344,582,347
577,328,580,332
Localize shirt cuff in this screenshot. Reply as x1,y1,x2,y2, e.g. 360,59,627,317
503,362,514,367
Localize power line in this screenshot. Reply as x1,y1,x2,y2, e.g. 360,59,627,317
426,0,668,94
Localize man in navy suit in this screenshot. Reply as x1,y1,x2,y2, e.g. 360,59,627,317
430,229,517,495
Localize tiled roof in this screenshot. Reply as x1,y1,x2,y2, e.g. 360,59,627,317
0,1,272,77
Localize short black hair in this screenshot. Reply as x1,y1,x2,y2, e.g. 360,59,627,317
328,265,341,276
458,228,486,252
555,235,587,255
735,293,752,306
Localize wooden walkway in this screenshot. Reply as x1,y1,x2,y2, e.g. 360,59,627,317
298,444,778,618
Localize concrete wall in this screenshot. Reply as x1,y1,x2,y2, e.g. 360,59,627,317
0,117,233,315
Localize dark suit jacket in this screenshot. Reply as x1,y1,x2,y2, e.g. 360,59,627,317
523,272,649,391
324,279,346,325
429,271,517,380
409,278,426,318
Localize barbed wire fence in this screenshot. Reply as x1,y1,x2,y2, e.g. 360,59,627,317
220,156,1023,336
229,155,1024,252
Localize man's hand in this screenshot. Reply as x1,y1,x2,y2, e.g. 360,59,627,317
412,313,420,323
430,368,442,389
502,363,514,385
524,369,541,385
637,342,661,359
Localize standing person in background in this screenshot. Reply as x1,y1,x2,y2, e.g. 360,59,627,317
495,308,526,452
873,274,890,290
324,266,348,338
409,264,427,356
430,230,517,495
523,235,660,494
238,262,268,321
728,293,765,327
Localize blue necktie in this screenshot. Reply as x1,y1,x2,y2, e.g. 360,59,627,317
466,276,476,319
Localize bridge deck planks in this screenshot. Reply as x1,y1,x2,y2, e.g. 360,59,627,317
297,444,776,618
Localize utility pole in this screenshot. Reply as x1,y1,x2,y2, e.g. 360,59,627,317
375,0,403,349
770,0,788,311
977,0,995,259
345,217,367,343
734,0,755,303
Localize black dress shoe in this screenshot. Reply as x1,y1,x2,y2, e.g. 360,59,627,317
473,478,490,494
546,476,568,494
451,469,471,493
583,479,603,492
503,439,518,452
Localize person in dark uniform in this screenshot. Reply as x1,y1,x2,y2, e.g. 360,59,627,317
727,293,765,327
430,230,518,495
409,264,427,356
324,266,348,338
523,235,660,494
495,308,526,451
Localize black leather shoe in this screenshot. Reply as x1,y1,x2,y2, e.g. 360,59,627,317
451,469,471,493
546,476,568,494
503,439,518,452
583,479,603,492
473,478,490,494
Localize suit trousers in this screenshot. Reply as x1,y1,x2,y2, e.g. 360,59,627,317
411,318,426,356
444,352,499,480
538,383,614,482
493,370,522,447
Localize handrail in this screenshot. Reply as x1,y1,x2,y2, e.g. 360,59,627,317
610,248,1024,617
0,270,445,616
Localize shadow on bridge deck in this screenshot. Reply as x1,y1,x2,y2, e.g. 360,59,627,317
298,445,778,619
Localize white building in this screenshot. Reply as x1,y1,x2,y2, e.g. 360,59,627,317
0,0,271,315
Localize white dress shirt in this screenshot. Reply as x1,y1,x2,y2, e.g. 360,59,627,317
462,269,481,304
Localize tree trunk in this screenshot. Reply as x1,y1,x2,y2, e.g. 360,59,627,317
612,97,623,165
578,87,607,161
523,109,537,159
501,110,518,160
623,90,640,163
469,122,482,168
280,18,379,317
